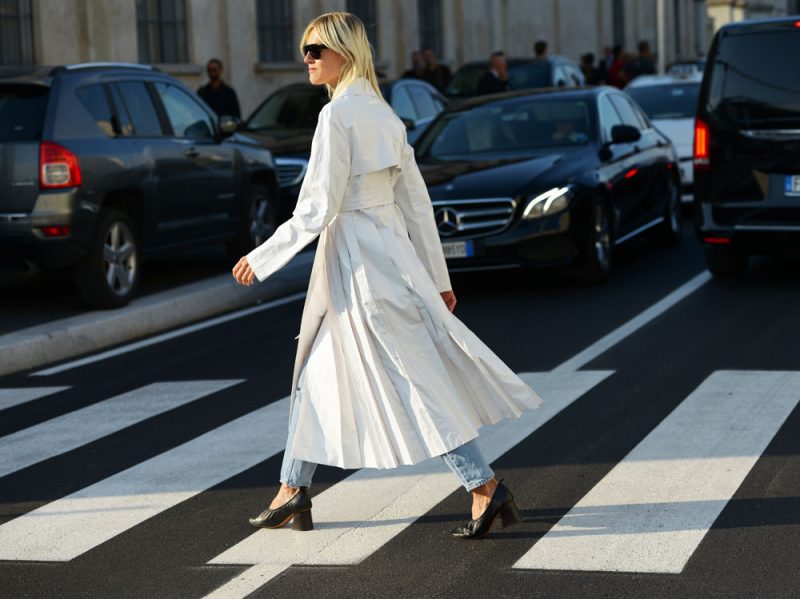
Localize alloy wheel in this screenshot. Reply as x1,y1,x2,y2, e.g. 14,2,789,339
594,201,611,273
249,193,275,248
102,221,138,297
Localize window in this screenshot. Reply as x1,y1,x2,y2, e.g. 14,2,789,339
114,82,163,137
391,86,416,121
407,85,437,119
418,0,443,59
108,84,134,136
136,0,189,64
0,0,35,65
347,0,377,53
77,85,115,137
257,0,294,63
598,95,624,141
155,82,214,140
0,84,47,141
612,0,625,47
609,94,643,129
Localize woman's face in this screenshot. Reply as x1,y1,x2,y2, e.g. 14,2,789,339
304,28,345,87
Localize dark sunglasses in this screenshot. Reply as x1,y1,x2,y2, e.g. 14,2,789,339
302,44,328,60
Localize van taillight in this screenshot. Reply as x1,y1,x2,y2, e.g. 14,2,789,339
40,141,82,189
693,118,710,170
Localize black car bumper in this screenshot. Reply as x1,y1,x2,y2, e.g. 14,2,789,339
442,211,580,270
694,201,800,257
0,190,93,269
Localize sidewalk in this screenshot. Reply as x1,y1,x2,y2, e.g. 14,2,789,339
0,252,314,378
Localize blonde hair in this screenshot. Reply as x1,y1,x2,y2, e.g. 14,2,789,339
300,12,384,101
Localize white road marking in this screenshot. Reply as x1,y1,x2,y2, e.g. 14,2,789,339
30,292,306,377
0,380,242,479
0,394,290,561
0,386,70,411
204,370,614,598
552,270,711,372
513,370,800,573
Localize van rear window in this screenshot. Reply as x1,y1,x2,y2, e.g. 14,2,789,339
708,28,800,129
0,85,48,142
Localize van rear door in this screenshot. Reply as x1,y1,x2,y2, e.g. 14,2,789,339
701,22,800,220
0,84,49,214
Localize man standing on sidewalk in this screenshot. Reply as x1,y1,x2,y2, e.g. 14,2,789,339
198,58,241,119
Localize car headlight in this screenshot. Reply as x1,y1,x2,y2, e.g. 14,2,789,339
522,186,572,220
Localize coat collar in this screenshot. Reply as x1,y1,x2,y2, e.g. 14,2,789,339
335,77,378,99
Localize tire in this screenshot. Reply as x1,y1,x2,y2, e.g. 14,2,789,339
704,244,748,276
578,197,612,284
73,208,140,308
226,184,278,261
656,175,682,246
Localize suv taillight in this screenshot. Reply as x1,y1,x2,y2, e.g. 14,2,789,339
693,118,710,171
40,141,82,189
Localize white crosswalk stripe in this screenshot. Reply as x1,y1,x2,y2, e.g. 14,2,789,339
0,386,70,411
0,380,242,479
204,370,613,598
513,370,800,573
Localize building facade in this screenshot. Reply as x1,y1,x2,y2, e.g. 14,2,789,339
707,0,800,32
1,0,709,115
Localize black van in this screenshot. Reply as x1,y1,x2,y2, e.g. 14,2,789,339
693,18,800,275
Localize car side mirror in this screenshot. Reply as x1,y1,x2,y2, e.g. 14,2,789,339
220,115,241,136
401,117,416,131
610,124,641,144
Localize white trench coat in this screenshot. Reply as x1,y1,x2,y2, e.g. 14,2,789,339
246,77,542,469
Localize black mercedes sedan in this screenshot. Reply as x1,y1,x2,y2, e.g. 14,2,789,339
414,86,682,281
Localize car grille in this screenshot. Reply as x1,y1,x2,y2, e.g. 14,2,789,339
274,158,308,188
430,198,516,238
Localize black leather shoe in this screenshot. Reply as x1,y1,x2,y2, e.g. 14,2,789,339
451,481,522,539
249,487,314,531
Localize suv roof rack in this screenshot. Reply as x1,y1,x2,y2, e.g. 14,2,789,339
51,62,160,75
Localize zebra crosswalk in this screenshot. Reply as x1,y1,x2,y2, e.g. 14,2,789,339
1,367,796,597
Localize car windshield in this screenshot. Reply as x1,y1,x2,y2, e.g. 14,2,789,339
418,98,594,160
508,60,552,90
707,27,800,128
246,86,327,130
0,84,48,142
627,83,700,120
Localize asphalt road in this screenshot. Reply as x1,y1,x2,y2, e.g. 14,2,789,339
2,221,799,598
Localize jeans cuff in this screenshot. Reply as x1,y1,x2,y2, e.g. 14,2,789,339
464,473,494,492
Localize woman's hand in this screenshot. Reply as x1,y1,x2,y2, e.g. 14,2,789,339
232,256,256,286
440,290,457,312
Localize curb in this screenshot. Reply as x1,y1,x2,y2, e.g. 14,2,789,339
0,252,314,378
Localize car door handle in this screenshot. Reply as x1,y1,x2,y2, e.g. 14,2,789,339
184,147,199,158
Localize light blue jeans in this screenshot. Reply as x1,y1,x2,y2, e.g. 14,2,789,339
280,437,494,492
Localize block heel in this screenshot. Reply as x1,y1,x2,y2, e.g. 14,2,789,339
292,509,314,531
500,501,522,528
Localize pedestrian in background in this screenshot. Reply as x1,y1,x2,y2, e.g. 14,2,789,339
607,44,628,88
477,51,511,95
580,52,602,85
533,40,548,60
631,40,657,79
197,58,241,118
402,50,427,79
422,47,452,92
596,45,613,83
232,11,541,540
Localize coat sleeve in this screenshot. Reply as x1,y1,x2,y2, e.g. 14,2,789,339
394,142,452,293
246,105,350,282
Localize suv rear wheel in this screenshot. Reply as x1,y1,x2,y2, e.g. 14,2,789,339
226,184,277,260
704,244,748,276
656,176,682,246
73,208,140,308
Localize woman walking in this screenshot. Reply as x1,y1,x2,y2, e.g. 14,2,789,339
232,12,542,539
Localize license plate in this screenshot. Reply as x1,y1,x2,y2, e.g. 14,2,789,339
441,240,474,259
784,175,800,196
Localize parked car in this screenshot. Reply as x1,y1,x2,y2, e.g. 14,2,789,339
413,86,681,281
445,57,585,99
241,78,448,216
625,67,702,204
694,17,800,275
0,62,278,308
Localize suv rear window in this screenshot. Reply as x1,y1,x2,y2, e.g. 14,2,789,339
627,83,700,120
0,84,48,142
708,28,800,129
247,86,327,130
